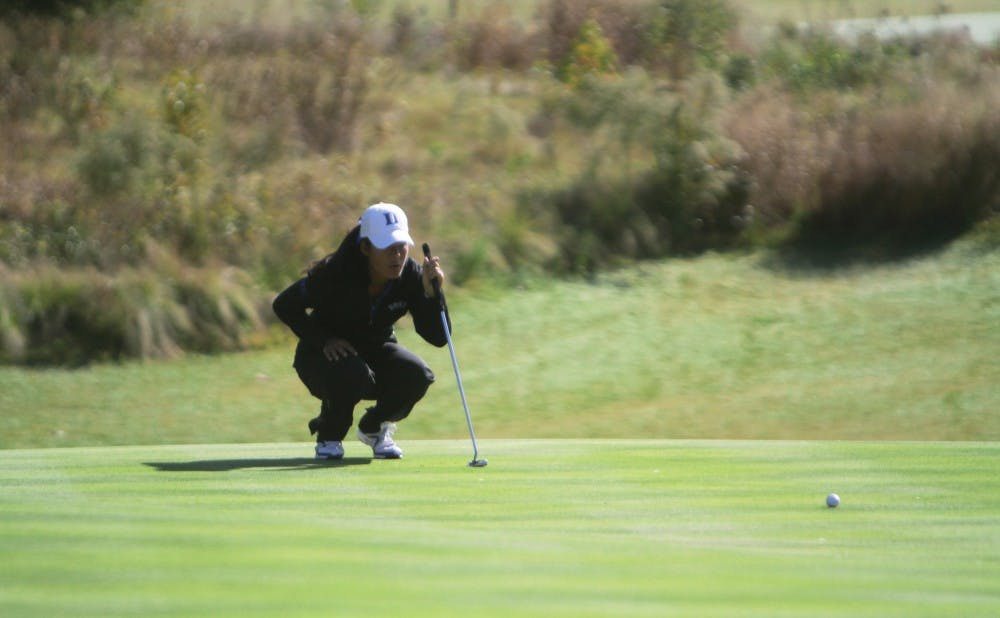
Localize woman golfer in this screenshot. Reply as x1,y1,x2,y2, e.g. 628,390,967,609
272,202,449,460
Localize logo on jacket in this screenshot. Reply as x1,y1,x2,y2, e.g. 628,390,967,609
388,300,408,312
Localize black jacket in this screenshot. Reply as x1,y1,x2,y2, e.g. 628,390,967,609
272,227,450,353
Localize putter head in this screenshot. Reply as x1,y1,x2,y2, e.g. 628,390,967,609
468,459,488,468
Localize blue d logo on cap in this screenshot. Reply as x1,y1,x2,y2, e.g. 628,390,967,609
360,202,414,249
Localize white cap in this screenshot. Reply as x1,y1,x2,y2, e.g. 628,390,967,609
359,202,413,249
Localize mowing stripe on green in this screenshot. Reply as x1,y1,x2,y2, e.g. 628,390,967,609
1,440,998,617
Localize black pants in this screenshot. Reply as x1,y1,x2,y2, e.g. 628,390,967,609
294,340,435,441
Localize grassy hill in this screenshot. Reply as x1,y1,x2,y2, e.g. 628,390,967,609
2,0,997,365
2,233,996,449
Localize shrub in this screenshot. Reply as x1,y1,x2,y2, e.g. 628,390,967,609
724,53,755,90
723,88,831,231
0,264,267,366
49,59,117,142
5,269,130,365
542,71,750,273
0,157,99,267
793,98,1000,252
556,17,619,86
644,0,738,79
0,16,64,124
726,78,1000,255
161,68,204,141
633,101,750,254
76,117,152,196
760,29,902,93
72,102,221,266
286,14,374,154
0,9,129,144
542,0,648,71
450,2,537,72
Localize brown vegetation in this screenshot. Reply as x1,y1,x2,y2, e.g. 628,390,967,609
1,0,996,364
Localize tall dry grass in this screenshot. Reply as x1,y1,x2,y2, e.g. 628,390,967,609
726,40,1000,253
0,256,268,366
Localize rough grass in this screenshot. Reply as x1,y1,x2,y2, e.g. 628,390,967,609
0,440,997,617
0,237,996,448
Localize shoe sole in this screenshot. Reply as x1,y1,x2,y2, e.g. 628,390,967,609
373,452,402,460
315,453,344,460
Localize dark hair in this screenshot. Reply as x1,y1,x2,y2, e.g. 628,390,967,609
306,225,366,277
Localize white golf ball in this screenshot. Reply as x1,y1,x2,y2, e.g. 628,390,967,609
826,493,840,508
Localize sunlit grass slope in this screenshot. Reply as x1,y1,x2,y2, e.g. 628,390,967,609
1,238,997,448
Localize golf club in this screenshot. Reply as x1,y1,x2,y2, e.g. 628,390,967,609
423,243,488,468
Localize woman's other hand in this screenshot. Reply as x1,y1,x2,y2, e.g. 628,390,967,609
322,337,357,361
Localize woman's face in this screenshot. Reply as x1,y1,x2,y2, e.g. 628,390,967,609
366,242,409,283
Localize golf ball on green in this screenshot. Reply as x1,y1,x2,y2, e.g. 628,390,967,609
826,493,840,508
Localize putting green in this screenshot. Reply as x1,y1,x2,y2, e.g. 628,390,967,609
1,440,997,617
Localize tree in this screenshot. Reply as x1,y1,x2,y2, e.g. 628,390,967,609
647,0,737,80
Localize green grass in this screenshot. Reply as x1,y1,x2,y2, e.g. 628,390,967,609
1,440,997,617
1,239,997,448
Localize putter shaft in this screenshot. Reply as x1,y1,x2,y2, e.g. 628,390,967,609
424,242,486,467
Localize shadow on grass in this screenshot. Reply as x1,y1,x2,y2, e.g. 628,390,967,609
144,457,372,472
759,234,962,276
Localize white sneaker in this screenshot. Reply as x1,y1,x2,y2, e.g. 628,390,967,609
357,422,403,459
315,441,344,460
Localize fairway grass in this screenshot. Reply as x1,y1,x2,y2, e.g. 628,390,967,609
2,239,997,448
1,440,997,617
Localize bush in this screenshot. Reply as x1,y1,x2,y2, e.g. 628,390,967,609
724,53,755,90
542,71,750,273
49,59,117,142
286,14,375,154
556,17,619,86
726,77,1000,256
793,100,1000,252
3,269,131,365
723,88,831,232
760,29,902,92
161,68,204,141
76,117,151,196
645,0,738,79
542,0,648,71
450,3,537,72
0,16,65,124
0,264,267,366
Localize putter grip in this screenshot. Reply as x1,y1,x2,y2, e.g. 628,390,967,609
422,243,442,297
